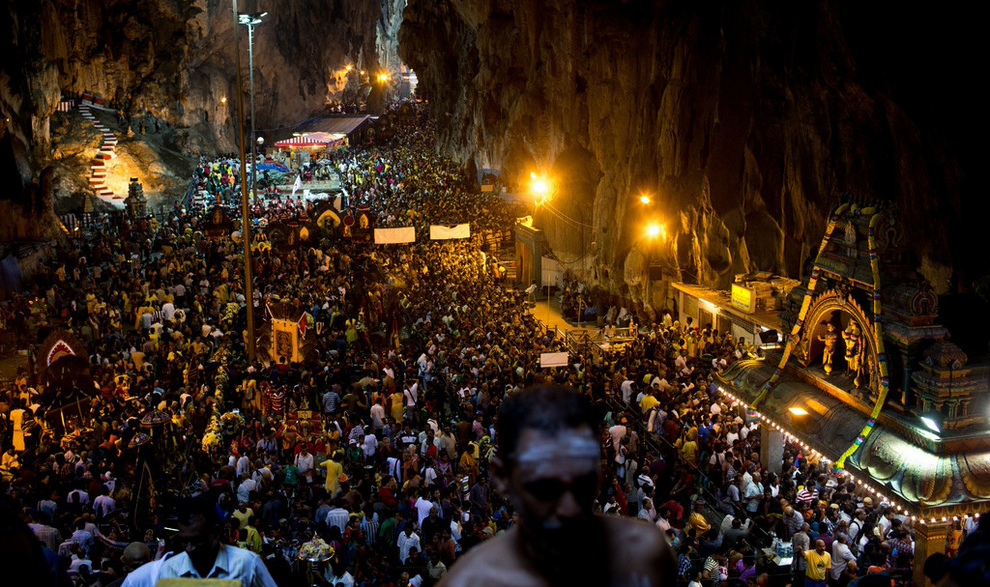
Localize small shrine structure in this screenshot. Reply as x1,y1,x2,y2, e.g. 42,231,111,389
716,201,989,585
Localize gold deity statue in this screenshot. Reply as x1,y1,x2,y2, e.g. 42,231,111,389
842,321,864,387
818,322,838,374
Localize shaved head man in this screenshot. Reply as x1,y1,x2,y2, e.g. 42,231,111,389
441,385,674,586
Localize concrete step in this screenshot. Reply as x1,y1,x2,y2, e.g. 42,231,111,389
91,159,106,167
89,178,105,185
99,146,114,152
95,153,112,160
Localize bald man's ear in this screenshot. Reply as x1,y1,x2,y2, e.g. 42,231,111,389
490,454,510,498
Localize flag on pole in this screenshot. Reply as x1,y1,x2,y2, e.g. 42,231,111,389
291,174,302,198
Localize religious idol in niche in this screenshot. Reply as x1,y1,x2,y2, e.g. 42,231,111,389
842,320,866,388
818,322,838,375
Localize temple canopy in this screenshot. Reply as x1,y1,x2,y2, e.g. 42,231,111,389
274,132,343,148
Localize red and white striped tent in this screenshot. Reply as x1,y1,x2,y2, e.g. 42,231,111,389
274,132,342,148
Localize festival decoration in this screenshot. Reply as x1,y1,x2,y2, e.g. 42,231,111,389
219,411,245,435
128,432,151,448
298,534,335,562
748,203,890,470
140,409,171,427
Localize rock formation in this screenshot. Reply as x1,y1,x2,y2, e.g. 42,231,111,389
1,0,405,239
399,0,983,304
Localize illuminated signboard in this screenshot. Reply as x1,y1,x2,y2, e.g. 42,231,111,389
731,283,754,313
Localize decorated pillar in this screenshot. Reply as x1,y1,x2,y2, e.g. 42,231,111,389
760,426,785,476
913,521,950,587
900,348,914,406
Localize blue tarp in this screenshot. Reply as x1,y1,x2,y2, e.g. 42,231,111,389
256,162,291,172
1,255,23,296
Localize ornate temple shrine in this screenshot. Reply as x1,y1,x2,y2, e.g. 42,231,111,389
715,202,990,584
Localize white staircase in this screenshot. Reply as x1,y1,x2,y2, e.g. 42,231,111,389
79,104,124,207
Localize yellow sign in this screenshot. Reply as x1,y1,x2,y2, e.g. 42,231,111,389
731,283,754,313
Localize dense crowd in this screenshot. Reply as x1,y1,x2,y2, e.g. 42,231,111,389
0,103,985,587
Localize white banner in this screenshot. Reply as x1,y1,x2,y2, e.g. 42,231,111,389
374,227,416,244
540,352,569,368
429,224,471,240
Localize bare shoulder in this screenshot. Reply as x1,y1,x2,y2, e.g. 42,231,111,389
603,516,676,581
439,528,547,587
604,515,667,550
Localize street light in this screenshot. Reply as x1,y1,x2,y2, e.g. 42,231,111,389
231,1,257,361
378,73,389,83
640,194,651,204
238,10,267,204
646,222,664,238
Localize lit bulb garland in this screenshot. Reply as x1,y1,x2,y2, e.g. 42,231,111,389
716,384,922,520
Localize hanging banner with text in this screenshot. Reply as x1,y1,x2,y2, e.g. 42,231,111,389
539,352,569,368
429,223,471,240
374,227,416,244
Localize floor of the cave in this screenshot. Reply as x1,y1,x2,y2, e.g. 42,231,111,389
529,296,601,338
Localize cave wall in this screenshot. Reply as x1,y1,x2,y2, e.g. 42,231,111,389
399,0,982,303
1,0,404,240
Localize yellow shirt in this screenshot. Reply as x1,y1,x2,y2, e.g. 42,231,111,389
321,459,343,494
640,395,660,413
804,549,831,581
681,440,699,464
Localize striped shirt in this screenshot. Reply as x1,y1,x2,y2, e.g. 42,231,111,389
360,518,380,545
796,486,819,504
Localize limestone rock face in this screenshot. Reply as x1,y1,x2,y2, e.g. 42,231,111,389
1,0,405,238
400,0,982,301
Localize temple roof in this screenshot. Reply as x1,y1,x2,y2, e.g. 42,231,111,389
717,357,990,517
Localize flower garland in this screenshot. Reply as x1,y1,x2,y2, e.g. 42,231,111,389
202,382,225,452
835,211,888,469
748,203,891,470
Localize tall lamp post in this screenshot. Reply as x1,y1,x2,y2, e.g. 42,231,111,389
232,1,257,361
238,11,266,204
529,173,553,326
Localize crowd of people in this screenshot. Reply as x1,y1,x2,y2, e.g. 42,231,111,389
0,102,986,587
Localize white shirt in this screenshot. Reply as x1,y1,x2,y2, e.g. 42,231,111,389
67,489,90,505
324,569,354,587
620,380,634,404
831,541,856,579
397,531,421,563
370,404,385,429
326,507,349,532
237,478,257,503
295,452,314,475
93,495,115,518
362,434,378,458
236,455,251,477
415,497,434,528
157,545,275,586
